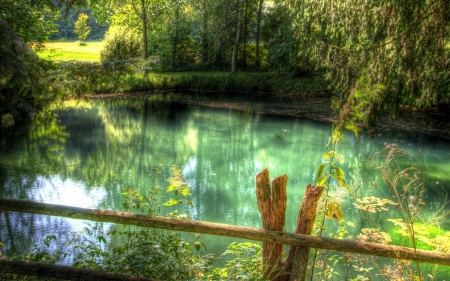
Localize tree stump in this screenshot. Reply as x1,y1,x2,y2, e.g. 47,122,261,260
256,168,287,280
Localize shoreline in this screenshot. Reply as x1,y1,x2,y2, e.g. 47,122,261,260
81,91,450,140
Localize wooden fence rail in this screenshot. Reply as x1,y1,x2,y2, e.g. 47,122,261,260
0,259,159,281
1,198,450,267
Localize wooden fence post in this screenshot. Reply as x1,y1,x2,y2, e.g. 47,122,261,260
283,184,324,281
256,168,287,281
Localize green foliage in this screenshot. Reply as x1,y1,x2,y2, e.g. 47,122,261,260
100,26,142,63
158,3,198,71
200,242,267,281
389,220,450,252
347,144,450,279
74,13,91,43
290,0,450,111
163,165,193,217
55,60,140,95
0,0,59,48
0,18,64,131
51,9,108,41
262,4,300,74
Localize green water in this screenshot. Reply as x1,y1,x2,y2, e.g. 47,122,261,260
1,97,450,278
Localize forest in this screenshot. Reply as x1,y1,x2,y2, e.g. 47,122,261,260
0,0,450,280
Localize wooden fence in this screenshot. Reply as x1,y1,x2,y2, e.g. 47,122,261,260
1,169,450,280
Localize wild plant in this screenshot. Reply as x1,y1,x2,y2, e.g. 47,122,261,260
200,242,268,281
306,70,448,280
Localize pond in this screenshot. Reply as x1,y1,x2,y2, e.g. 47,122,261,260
1,96,450,277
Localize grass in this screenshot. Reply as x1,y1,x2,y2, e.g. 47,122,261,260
36,41,103,61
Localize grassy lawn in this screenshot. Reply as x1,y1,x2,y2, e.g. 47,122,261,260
36,41,103,61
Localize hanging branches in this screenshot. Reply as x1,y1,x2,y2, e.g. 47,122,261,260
290,0,450,114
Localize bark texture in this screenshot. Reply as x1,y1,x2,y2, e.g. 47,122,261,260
256,168,287,280
283,184,324,281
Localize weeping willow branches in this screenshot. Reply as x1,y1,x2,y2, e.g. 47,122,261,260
290,0,449,112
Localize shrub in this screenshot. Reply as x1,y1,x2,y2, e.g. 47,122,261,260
100,26,142,63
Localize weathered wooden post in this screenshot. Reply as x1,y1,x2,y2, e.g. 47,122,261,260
256,168,324,281
256,168,287,281
283,184,324,281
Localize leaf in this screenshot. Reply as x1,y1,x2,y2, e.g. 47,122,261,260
317,174,328,186
335,167,344,179
344,124,361,138
98,236,106,244
316,163,327,184
194,241,202,251
163,198,179,206
323,151,334,159
327,202,344,222
180,187,192,197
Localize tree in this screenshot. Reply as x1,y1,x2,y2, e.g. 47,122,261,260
0,0,59,49
0,0,89,130
231,0,245,73
262,4,299,73
74,13,91,43
0,18,54,130
255,0,264,68
289,0,450,120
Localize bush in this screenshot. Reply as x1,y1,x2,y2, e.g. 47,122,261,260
100,26,142,63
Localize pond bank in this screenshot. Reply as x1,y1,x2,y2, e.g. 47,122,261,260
83,91,450,140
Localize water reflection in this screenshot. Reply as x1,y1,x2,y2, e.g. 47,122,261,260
1,97,450,266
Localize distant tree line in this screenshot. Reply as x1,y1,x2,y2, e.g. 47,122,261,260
51,9,108,41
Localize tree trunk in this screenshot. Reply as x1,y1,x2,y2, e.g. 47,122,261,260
255,0,264,68
201,0,209,63
171,5,180,70
242,0,248,68
141,0,148,59
231,0,244,73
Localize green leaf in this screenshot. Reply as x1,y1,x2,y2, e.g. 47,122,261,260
180,188,192,197
323,151,334,159
194,241,202,251
316,163,326,180
98,236,106,244
335,167,344,179
338,178,351,191
317,174,328,186
163,198,179,206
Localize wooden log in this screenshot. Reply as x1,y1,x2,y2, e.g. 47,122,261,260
256,168,287,280
0,259,159,281
283,184,324,281
1,199,450,267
